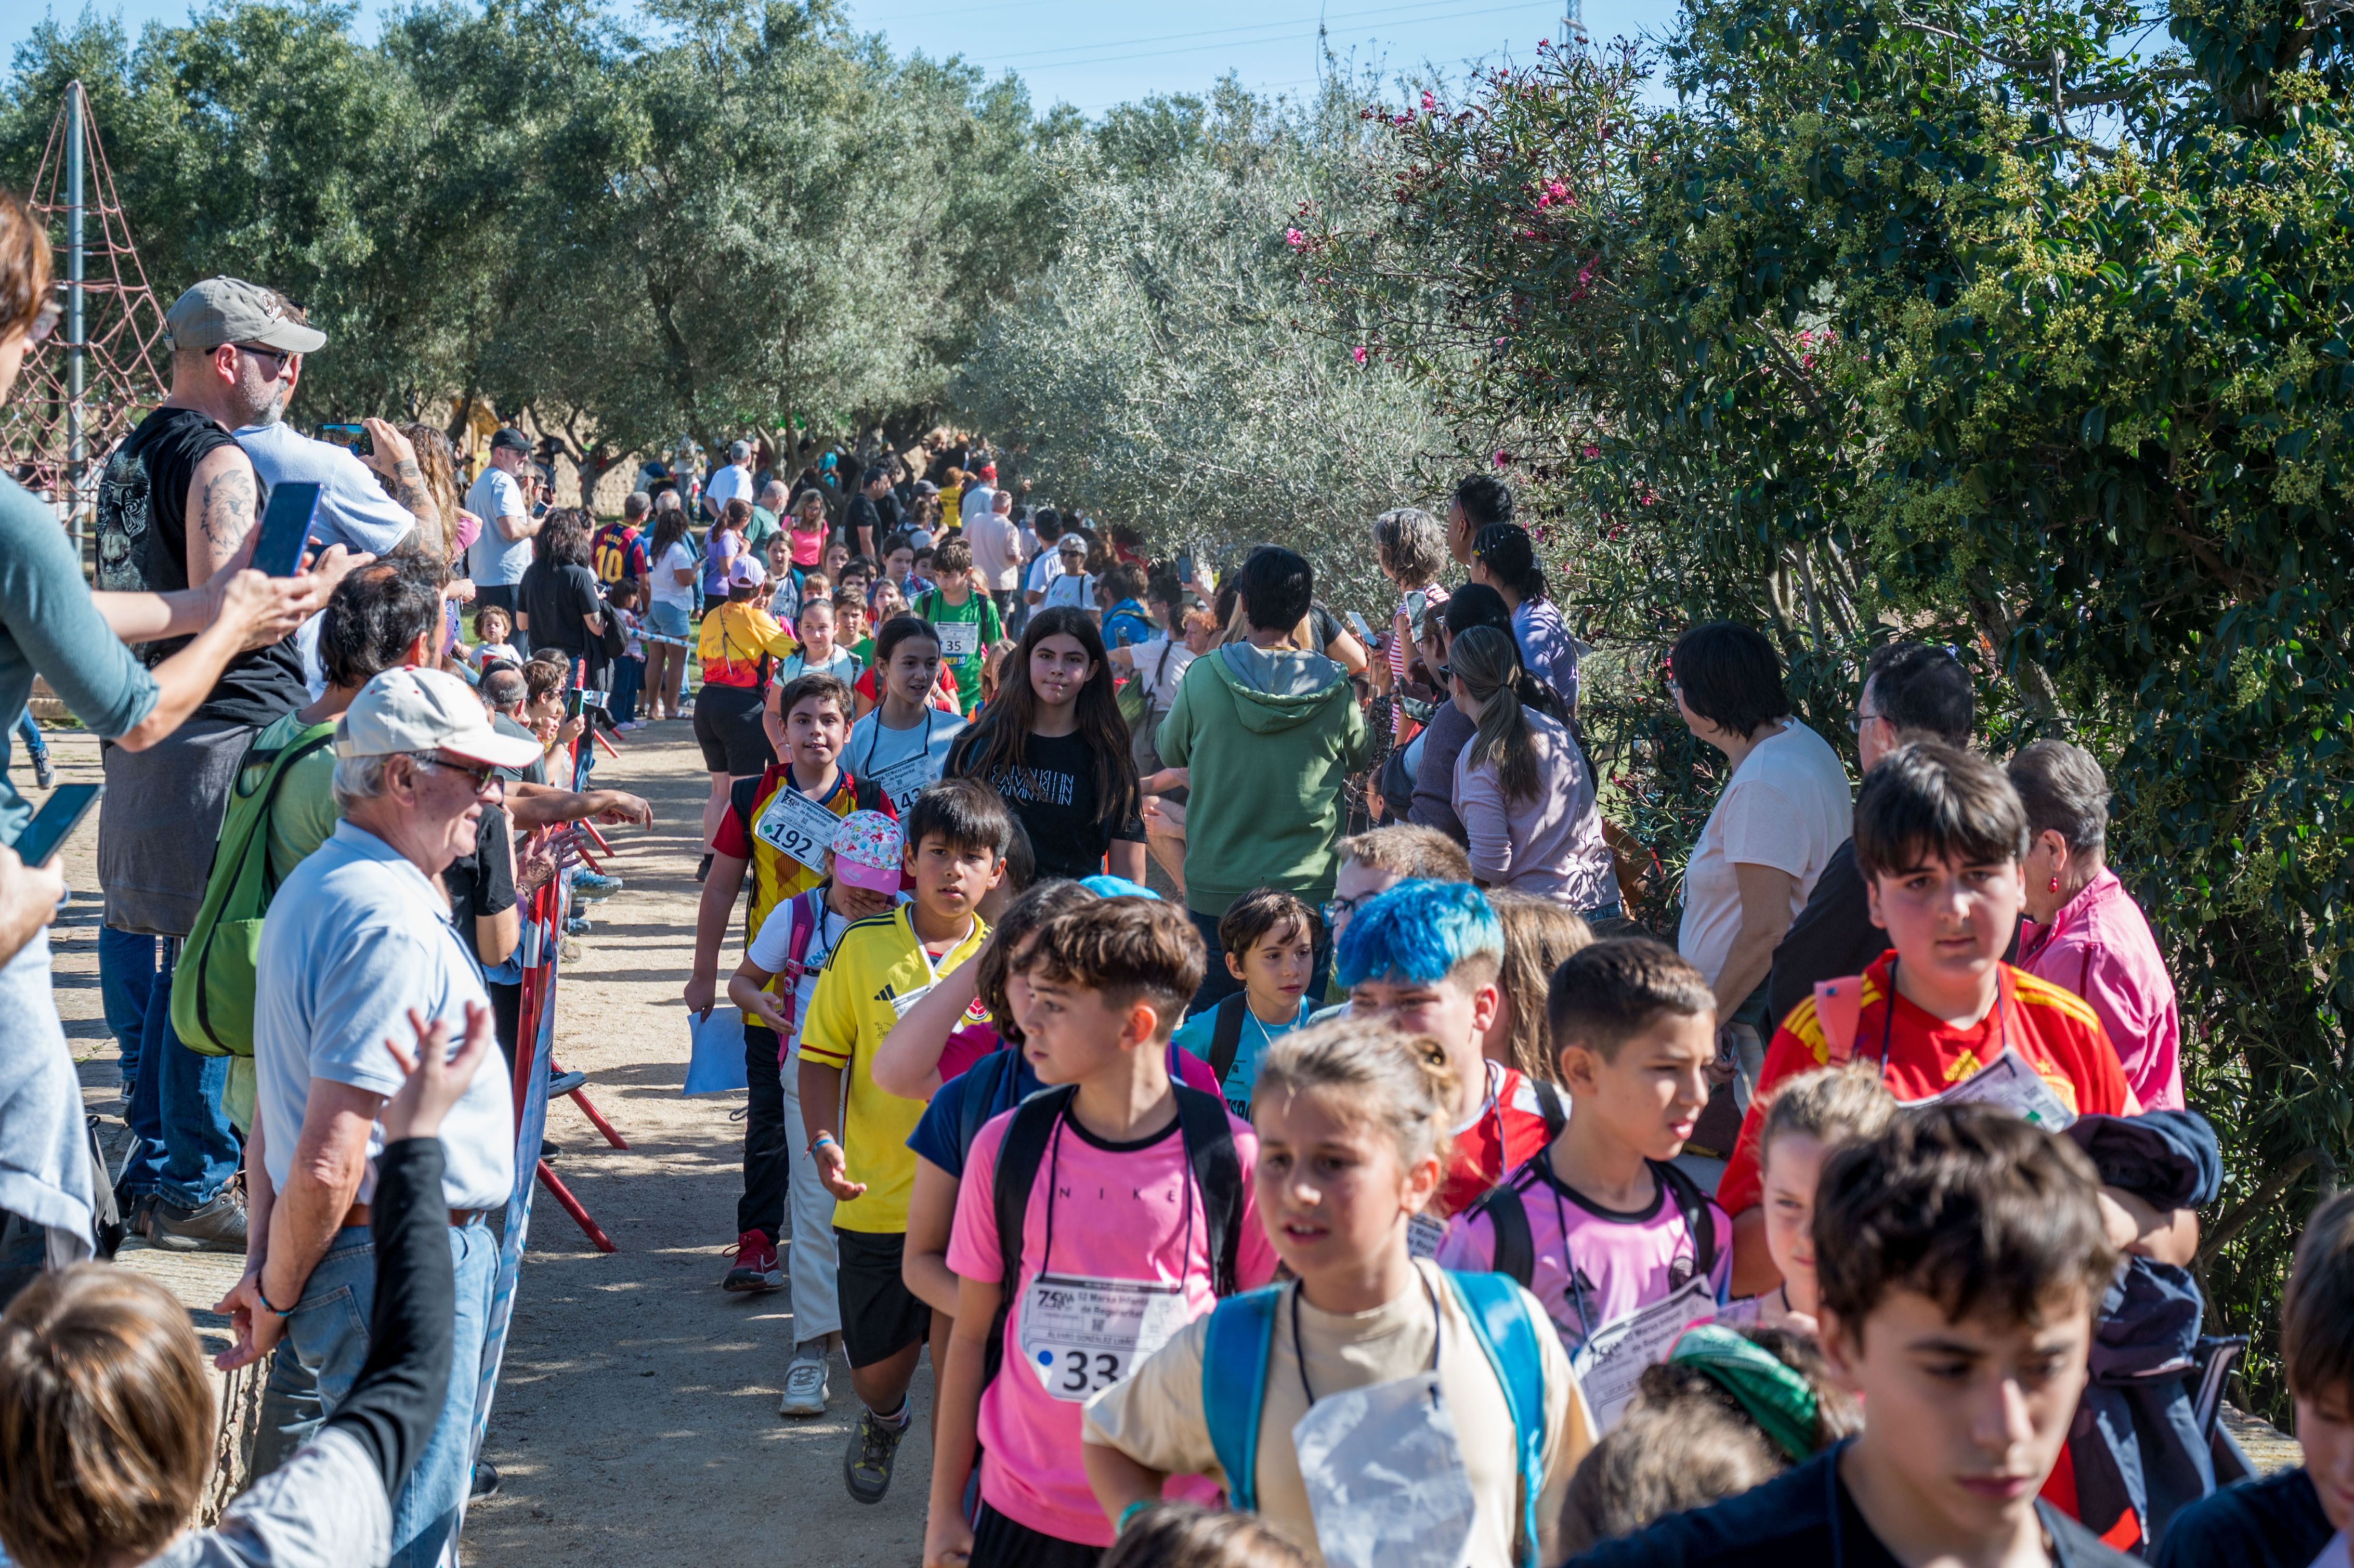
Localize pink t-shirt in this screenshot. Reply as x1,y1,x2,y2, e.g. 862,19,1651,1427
1436,1154,1731,1356
2018,867,2183,1112
948,1101,1280,1545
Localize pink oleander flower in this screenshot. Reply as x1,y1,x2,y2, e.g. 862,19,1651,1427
1352,346,1368,363
1421,89,1437,112
1286,228,1305,247
1583,444,1600,458
1547,180,1567,202
1494,449,1512,467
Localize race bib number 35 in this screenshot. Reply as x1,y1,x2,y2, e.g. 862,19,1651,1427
936,620,980,658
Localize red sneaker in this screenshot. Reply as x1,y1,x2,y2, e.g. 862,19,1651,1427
723,1229,783,1292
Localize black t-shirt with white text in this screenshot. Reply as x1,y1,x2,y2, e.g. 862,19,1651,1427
96,405,305,727
947,727,1143,882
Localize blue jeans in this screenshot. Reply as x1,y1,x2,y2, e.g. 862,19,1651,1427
609,654,643,724
5,707,46,771
115,944,241,1209
97,925,159,1095
261,1219,498,1568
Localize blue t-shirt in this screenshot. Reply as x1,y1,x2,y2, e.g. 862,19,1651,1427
1102,599,1154,651
1169,995,1312,1118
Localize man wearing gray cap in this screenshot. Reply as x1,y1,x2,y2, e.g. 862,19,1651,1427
94,275,338,1252
463,427,541,624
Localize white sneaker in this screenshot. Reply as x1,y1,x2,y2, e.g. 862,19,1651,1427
778,1344,830,1417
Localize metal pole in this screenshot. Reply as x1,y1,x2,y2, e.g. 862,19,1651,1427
66,80,86,552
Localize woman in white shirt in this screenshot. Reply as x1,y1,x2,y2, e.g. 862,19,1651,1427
643,507,700,721
1670,621,1853,1037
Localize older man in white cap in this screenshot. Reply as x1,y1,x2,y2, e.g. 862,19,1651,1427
222,665,537,1568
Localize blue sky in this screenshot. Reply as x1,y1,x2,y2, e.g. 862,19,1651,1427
4,0,1684,113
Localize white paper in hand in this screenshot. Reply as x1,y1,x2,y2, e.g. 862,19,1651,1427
685,1008,749,1095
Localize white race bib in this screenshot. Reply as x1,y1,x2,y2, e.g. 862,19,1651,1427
1406,1212,1446,1261
1017,1272,1191,1402
1902,1049,2077,1131
753,787,841,874
1292,1371,1478,1568
871,752,934,814
1571,1272,1719,1429
936,619,980,657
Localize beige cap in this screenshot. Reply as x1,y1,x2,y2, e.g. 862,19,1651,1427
164,276,327,355
336,667,541,768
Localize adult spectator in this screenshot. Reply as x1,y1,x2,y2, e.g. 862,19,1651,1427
965,485,1025,620
846,465,899,559
749,479,787,557
1446,470,1512,566
593,493,654,604
643,503,697,721
1446,624,1616,915
704,438,755,521
694,556,798,860
95,275,345,1252
1038,533,1096,615
463,428,539,619
1469,521,1579,715
1409,583,1518,843
959,459,997,531
2011,739,2183,1110
1156,544,1367,1007
1670,620,1852,1045
232,667,533,1568
0,199,316,1278
1764,640,1973,1026
516,507,606,670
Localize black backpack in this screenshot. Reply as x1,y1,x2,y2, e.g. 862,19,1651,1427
979,1082,1246,1389
1470,1152,1713,1290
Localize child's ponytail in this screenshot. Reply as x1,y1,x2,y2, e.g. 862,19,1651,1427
1452,624,1540,804
1253,1020,1456,1171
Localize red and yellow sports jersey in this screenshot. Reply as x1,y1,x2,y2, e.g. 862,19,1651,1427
712,765,893,983
1717,953,2135,1215
1435,1061,1563,1221
697,600,797,689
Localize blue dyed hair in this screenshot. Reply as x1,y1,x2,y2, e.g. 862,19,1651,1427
1335,880,1503,989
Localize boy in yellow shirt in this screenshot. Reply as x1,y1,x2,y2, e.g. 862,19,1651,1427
798,777,1010,1504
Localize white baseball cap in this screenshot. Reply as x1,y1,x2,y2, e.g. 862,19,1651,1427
728,556,768,590
337,666,542,769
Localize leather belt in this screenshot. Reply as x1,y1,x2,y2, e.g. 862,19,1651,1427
342,1203,491,1229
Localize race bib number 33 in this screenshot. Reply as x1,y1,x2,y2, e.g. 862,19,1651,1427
1019,1272,1190,1403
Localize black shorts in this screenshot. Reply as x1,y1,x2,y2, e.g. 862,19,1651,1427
835,1227,931,1369
692,682,774,776
970,1502,1103,1568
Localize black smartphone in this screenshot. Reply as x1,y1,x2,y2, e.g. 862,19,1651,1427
319,422,373,459
14,782,102,867
250,482,323,578
565,689,585,719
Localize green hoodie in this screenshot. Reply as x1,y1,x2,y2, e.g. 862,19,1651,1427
1156,642,1369,916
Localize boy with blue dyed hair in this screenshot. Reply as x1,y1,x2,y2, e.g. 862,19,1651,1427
1339,880,1564,1248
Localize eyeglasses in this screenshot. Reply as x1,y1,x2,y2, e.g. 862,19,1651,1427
414,754,503,795
1320,893,1371,926
1849,708,1886,734
229,342,294,373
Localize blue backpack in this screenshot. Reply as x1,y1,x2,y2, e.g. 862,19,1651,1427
1199,1269,1551,1567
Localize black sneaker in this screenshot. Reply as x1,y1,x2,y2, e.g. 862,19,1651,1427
843,1405,907,1504
147,1187,248,1253
548,1068,588,1097
32,757,53,790
121,1190,158,1240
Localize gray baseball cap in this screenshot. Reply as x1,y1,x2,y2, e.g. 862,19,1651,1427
163,276,327,355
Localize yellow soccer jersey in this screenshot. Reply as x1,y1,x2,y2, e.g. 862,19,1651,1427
798,904,990,1233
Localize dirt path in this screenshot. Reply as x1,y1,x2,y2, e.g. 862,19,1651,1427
44,716,933,1568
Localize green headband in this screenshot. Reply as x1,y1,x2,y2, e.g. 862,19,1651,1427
1668,1324,1822,1464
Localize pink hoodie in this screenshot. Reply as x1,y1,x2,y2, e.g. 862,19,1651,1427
2018,867,2182,1111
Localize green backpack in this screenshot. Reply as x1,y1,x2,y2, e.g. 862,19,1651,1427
171,722,338,1057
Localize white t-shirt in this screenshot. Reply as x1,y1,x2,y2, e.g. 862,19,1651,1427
650,539,698,610
1025,552,1063,598
1042,571,1096,612
845,705,969,814
960,482,997,528
463,466,532,586
1129,636,1197,708
1677,718,1853,990
252,822,517,1212
704,462,754,513
745,895,858,1054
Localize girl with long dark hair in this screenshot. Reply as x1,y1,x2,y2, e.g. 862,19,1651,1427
945,606,1145,882
643,504,697,721
516,507,606,665
1471,520,1579,715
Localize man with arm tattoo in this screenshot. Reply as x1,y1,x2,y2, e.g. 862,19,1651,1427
95,277,339,1255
